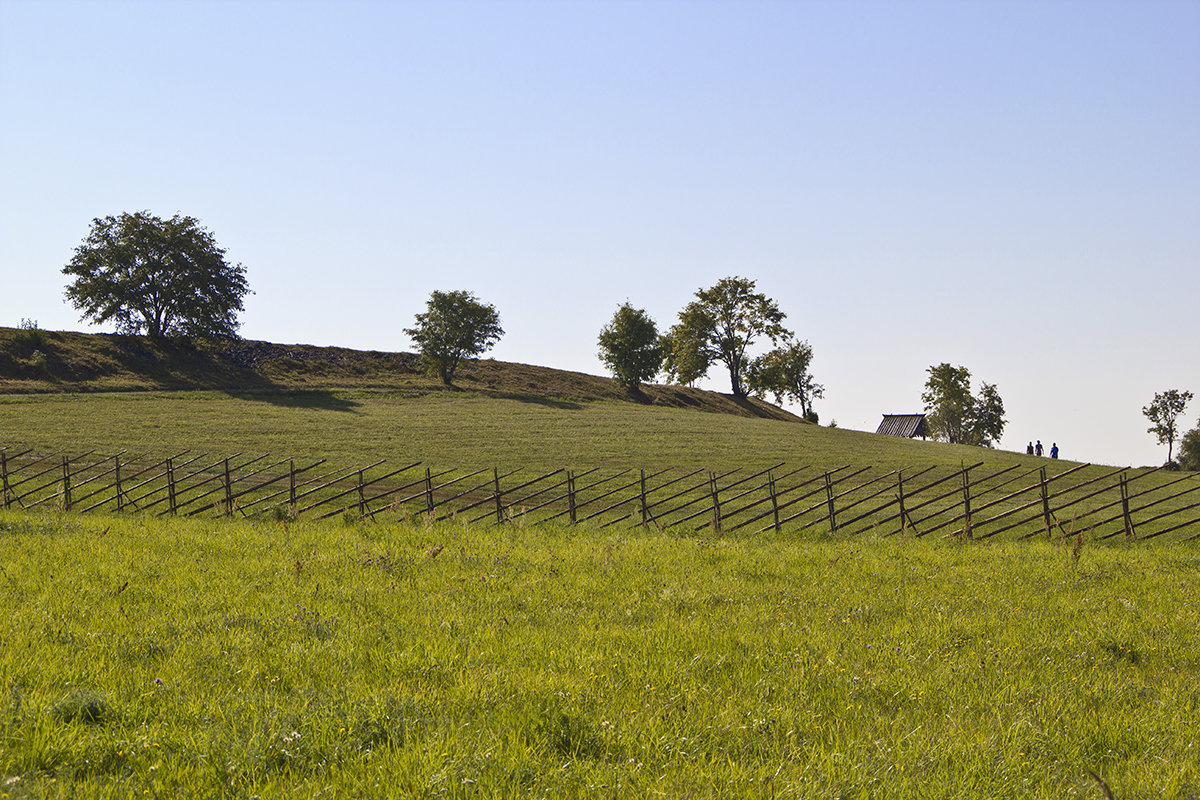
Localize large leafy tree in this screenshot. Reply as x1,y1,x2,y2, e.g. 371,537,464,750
404,290,503,386
597,303,663,391
667,276,790,397
746,340,824,421
921,363,1007,447
1143,389,1193,463
62,211,249,340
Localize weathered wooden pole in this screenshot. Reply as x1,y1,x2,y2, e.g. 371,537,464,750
61,456,72,511
425,467,435,514
1039,467,1052,538
825,471,837,533
567,470,577,524
357,469,366,517
1,451,10,510
768,471,781,534
710,472,722,533
114,454,124,512
639,469,649,527
1120,472,1136,540
961,468,973,539
167,457,177,515
289,458,297,506
224,458,234,516
493,468,503,524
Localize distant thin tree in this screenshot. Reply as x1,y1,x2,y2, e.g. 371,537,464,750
597,303,664,392
404,290,503,386
1143,389,1193,464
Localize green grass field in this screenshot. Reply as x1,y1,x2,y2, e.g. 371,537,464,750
0,388,1066,472
1,511,1198,799
2,333,1198,797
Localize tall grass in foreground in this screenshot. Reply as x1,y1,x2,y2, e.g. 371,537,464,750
0,511,1197,799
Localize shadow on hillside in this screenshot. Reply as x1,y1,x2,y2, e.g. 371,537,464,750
490,392,583,410
222,389,361,412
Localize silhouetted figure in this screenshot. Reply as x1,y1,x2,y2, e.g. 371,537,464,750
1026,442,1034,455
1050,443,1058,459
1035,440,1044,456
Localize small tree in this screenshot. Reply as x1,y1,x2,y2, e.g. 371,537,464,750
1177,425,1200,471
921,363,1007,447
669,276,790,397
597,303,663,391
660,324,711,387
746,340,824,420
1143,389,1193,463
62,211,249,340
404,290,503,386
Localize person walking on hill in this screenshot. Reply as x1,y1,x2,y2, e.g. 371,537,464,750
1035,440,1044,456
1026,442,1034,455
1050,443,1059,459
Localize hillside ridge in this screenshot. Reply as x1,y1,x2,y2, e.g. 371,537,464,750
0,327,802,422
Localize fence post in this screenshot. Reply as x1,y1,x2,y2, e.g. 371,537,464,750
289,458,297,506
167,457,177,515
357,469,366,517
768,471,781,534
961,468,973,539
425,468,434,515
224,458,234,516
492,468,504,524
710,472,722,533
825,472,837,534
1,451,10,509
1120,472,1136,539
639,469,648,527
114,454,123,512
567,470,577,524
1039,467,1052,538
62,456,72,511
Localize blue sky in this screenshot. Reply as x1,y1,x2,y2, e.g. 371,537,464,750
2,0,1197,467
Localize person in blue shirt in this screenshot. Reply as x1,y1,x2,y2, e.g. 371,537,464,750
1035,440,1043,456
1050,443,1059,459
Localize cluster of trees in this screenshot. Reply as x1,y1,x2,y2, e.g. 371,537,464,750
59,215,822,413
597,277,823,422
1144,389,1199,469
64,211,1200,468
920,363,1006,447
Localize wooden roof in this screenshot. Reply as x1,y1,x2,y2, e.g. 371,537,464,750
876,414,928,438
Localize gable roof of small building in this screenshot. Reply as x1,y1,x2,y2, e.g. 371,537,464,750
876,413,928,439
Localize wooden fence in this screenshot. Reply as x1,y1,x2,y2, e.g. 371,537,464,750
2,446,1199,542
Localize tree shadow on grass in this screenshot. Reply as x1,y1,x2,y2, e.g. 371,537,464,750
222,388,361,412
488,392,583,410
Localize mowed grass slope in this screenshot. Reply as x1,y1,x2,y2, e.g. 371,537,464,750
1,511,1197,799
3,387,1050,473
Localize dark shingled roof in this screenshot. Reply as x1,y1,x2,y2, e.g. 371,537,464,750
877,414,928,439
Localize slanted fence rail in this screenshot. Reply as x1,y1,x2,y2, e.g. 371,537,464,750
2,445,1198,542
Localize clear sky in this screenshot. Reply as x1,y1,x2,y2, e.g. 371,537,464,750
2,0,1197,467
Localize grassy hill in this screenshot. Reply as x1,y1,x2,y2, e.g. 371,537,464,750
0,327,1059,474
0,326,797,422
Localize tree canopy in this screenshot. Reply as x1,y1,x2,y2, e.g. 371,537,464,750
1177,425,1200,471
921,363,1006,447
404,290,503,385
62,211,249,340
1143,389,1193,464
666,277,790,397
746,340,823,421
597,303,663,391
